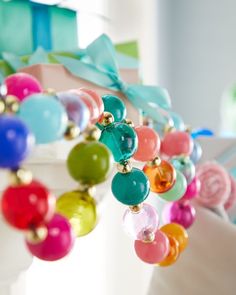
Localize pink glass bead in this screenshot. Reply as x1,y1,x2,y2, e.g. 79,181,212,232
162,202,196,229
134,230,170,264
5,73,43,101
224,176,236,210
26,214,75,261
196,162,231,207
182,176,201,201
133,126,161,162
80,88,104,120
70,89,100,124
123,203,159,240
161,131,193,157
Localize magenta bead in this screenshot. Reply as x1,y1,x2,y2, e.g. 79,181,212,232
123,203,159,240
26,214,75,261
5,73,43,101
162,202,196,229
133,126,161,162
134,230,170,264
182,176,201,200
161,131,193,157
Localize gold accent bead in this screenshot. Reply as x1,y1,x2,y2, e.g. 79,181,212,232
44,88,56,95
129,204,143,213
142,117,153,127
163,123,175,134
77,183,96,196
0,99,6,114
84,126,101,141
117,161,132,174
147,156,161,167
143,230,155,243
64,121,80,140
25,226,48,244
185,125,192,133
5,95,20,113
9,168,33,186
100,112,114,126
124,118,134,128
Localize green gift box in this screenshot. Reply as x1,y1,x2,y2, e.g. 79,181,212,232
0,0,78,57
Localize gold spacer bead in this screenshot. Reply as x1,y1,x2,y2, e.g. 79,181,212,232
25,226,48,244
100,112,114,126
64,121,80,140
9,168,33,186
0,99,6,114
147,156,161,167
84,125,101,141
117,161,132,174
124,118,134,128
163,123,175,134
78,183,96,196
143,230,155,243
185,125,192,133
43,88,56,95
129,203,143,213
5,95,20,113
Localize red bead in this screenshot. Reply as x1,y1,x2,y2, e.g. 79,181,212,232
1,181,55,230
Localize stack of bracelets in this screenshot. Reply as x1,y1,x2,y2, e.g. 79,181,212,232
0,72,235,267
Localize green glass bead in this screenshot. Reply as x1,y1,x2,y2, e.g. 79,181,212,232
158,170,187,201
112,168,150,205
56,190,97,237
170,155,195,184
102,94,127,122
67,141,113,185
99,122,138,162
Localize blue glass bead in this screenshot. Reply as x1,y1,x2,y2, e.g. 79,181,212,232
99,122,137,162
112,168,150,205
190,141,202,164
170,156,195,184
102,94,127,122
191,128,214,139
0,115,34,168
57,92,90,132
18,94,68,144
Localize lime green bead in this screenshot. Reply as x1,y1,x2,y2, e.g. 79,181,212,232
158,170,187,201
99,122,138,162
112,168,150,205
56,190,97,237
67,141,113,185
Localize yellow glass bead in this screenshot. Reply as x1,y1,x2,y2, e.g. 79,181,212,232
56,190,97,237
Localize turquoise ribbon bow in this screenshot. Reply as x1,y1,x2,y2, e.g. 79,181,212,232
52,34,171,124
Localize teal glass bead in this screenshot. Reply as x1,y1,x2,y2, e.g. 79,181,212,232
18,94,68,144
102,94,127,122
112,168,150,205
158,170,187,201
170,156,195,184
99,122,138,162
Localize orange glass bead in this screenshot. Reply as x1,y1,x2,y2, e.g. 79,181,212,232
157,235,180,267
143,160,176,193
160,223,188,252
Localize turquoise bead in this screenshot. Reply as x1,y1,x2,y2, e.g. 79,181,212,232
102,94,127,122
112,168,150,205
18,94,68,144
99,122,137,162
158,170,187,201
170,156,195,184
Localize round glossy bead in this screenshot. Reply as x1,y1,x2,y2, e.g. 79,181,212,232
162,202,196,229
134,230,170,264
123,203,159,240
80,88,104,120
5,73,43,101
56,190,97,237
225,176,236,210
1,180,55,230
182,176,201,200
70,89,100,124
161,131,193,157
160,223,188,252
99,122,138,162
143,160,176,193
190,141,202,164
57,91,90,132
18,94,68,144
26,214,75,261
102,94,126,122
133,126,161,162
67,141,112,185
170,156,195,184
157,235,180,267
0,115,34,168
112,168,150,205
158,171,187,201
